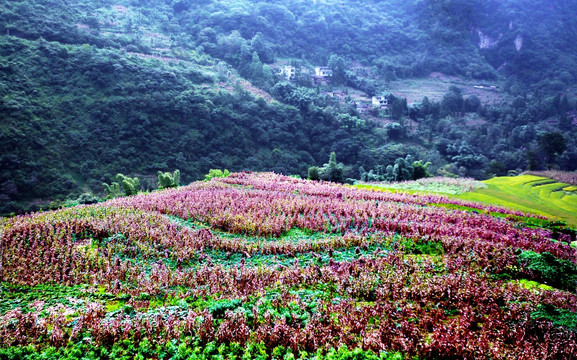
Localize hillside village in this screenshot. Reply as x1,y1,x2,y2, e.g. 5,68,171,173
278,64,392,116
71,1,515,123
274,61,509,121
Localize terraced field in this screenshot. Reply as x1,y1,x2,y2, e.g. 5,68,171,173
357,175,577,227
452,175,577,227
1,173,576,359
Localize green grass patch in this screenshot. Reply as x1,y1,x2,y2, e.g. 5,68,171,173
515,279,554,292
453,175,577,227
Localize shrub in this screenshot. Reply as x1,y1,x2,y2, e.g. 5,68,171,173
204,169,230,181
116,174,140,196
158,169,180,190
308,166,320,181
319,152,344,183
412,160,432,180
103,174,141,198
102,182,122,199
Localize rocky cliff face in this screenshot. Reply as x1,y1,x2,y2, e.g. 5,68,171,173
477,29,502,49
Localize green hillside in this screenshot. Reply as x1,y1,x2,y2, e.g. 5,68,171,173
1,0,577,214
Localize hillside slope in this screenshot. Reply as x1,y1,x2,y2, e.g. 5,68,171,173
0,36,382,213
1,0,577,214
1,172,576,358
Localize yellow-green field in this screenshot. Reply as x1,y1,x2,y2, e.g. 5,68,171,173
355,175,577,227
453,175,577,227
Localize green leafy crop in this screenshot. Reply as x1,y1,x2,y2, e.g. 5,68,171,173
518,251,577,292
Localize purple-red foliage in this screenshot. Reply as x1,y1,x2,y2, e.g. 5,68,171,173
1,172,576,358
524,170,577,186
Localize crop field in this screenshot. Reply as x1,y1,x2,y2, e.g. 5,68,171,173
357,175,577,228
355,177,488,195
453,175,577,228
1,173,576,359
385,75,509,105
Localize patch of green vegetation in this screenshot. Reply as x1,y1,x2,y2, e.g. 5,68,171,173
185,286,339,330
204,169,231,181
281,227,318,238
137,292,152,301
517,251,577,292
244,287,337,327
0,283,119,316
258,297,313,326
0,338,405,360
453,175,577,227
515,279,554,292
399,238,445,256
197,243,390,271
532,304,577,331
105,300,125,313
207,298,243,318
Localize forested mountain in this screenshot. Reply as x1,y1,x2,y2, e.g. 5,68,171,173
1,0,576,214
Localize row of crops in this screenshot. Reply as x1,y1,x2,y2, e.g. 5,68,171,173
1,172,576,359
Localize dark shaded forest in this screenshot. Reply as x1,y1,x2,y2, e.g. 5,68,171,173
1,0,576,214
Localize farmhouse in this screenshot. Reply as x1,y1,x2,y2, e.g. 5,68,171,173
312,66,333,85
353,101,371,114
372,96,389,108
281,66,296,81
315,67,333,77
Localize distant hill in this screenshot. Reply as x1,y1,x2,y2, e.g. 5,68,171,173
2,0,575,90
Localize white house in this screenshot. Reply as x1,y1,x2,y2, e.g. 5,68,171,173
281,66,296,81
372,96,388,108
314,67,333,77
